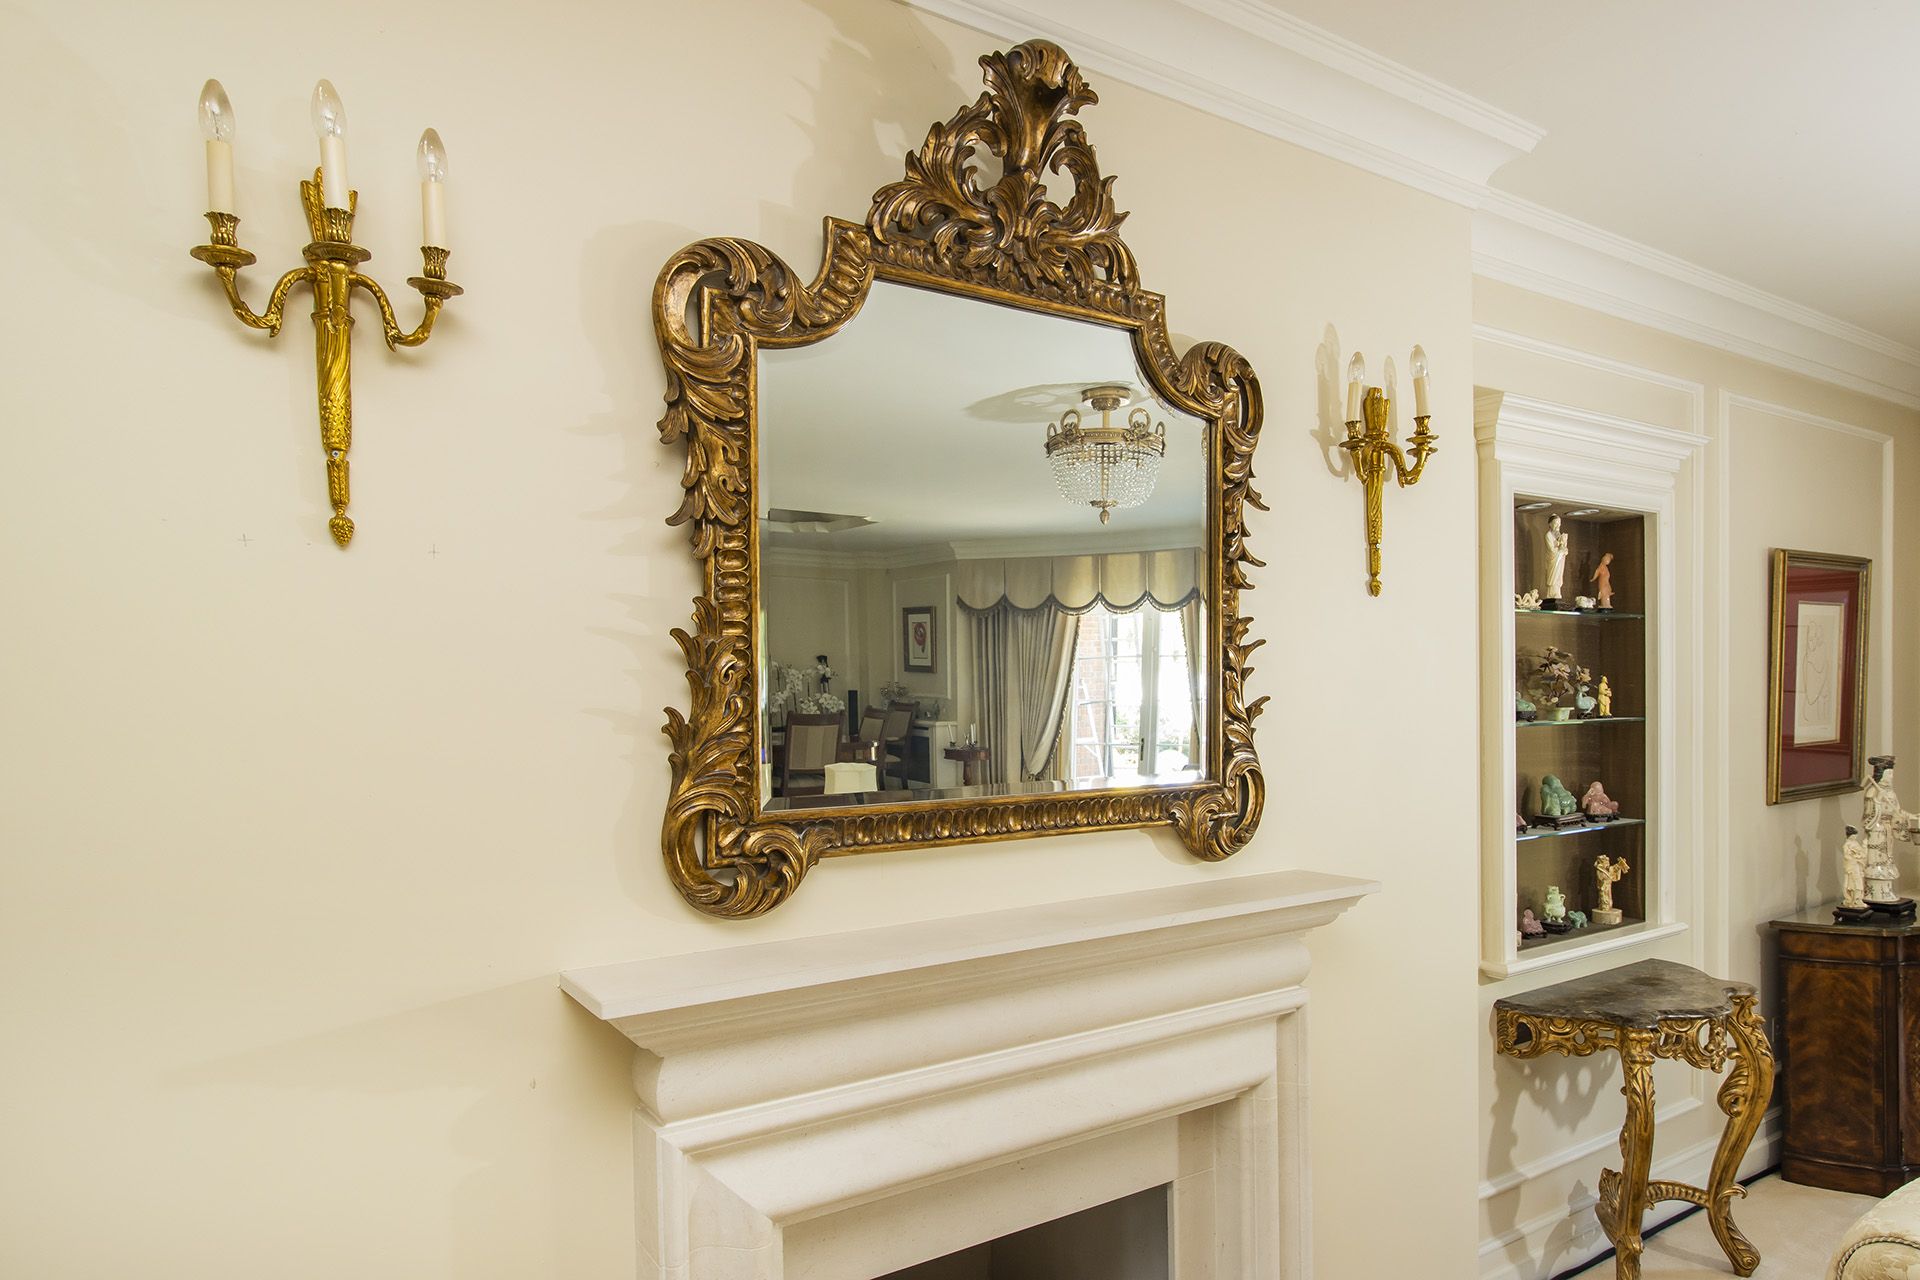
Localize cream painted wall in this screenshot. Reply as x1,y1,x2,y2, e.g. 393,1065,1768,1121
0,1,1479,1277
1471,278,1920,1278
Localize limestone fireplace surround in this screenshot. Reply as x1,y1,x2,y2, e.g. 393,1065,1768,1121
562,869,1376,1279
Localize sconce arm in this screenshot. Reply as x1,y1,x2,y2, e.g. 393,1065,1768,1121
220,265,311,335
351,273,440,349
1395,417,1439,485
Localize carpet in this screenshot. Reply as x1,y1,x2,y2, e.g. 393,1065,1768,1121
1566,1174,1879,1278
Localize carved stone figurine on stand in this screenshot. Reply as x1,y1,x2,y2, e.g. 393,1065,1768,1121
1591,551,1614,611
1835,825,1873,923
1581,780,1622,820
1542,885,1572,933
1593,854,1630,926
1534,774,1581,827
1596,675,1613,717
1541,514,1571,610
1860,755,1920,918
1520,908,1545,939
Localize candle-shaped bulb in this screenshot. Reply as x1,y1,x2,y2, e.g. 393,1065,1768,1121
417,128,449,247
1344,351,1366,422
198,79,234,141
310,80,349,209
417,128,447,182
310,79,346,139
199,79,237,214
1410,343,1431,417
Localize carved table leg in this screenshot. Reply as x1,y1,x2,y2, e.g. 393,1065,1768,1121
1701,995,1774,1276
1597,1030,1657,1280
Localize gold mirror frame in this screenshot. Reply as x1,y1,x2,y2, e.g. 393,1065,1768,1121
653,40,1266,917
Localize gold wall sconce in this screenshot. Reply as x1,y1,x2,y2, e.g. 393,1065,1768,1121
1340,346,1437,596
189,79,462,547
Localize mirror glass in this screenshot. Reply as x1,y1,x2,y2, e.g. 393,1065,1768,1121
756,281,1209,811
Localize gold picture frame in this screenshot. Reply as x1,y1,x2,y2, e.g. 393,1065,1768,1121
1766,548,1870,804
653,41,1266,917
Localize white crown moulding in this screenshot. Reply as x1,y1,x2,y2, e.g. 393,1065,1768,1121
900,0,1920,410
1472,194,1920,411
900,0,1544,207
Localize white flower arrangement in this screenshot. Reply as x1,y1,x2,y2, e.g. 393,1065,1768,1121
769,661,845,719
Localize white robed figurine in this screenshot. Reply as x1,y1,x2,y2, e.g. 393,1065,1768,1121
1841,825,1869,911
1861,755,1920,905
1543,515,1570,602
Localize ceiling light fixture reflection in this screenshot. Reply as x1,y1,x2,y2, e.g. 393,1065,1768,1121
1044,385,1166,525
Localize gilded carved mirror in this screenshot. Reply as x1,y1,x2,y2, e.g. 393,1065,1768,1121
655,41,1265,917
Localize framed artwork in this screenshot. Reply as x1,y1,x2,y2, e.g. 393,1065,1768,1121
901,606,937,674
1768,549,1870,804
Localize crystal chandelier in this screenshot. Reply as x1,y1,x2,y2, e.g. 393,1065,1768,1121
1043,385,1167,524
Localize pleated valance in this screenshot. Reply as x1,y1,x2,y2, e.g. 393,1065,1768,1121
956,548,1203,614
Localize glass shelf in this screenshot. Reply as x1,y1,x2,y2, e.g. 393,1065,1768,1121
1517,716,1646,729
1519,916,1644,953
1515,609,1645,621
1516,817,1645,844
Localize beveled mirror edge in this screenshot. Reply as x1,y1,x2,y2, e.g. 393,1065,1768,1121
654,39,1266,918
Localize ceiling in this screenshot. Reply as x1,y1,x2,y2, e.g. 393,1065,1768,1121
1262,0,1920,350
759,281,1206,555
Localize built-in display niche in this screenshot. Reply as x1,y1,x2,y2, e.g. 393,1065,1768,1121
1475,391,1703,977
1510,498,1649,957
879,1186,1168,1280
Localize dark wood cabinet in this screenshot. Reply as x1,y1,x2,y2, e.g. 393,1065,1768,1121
1771,905,1920,1194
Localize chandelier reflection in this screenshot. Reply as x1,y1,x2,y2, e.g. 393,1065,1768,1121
1044,385,1167,524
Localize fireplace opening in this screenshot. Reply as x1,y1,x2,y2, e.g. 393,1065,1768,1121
875,1184,1170,1280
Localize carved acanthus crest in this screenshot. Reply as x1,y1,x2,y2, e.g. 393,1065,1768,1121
868,41,1137,298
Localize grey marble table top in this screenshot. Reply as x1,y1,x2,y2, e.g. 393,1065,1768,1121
1494,958,1752,1031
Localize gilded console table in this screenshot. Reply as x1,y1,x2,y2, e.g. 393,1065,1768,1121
1494,959,1775,1280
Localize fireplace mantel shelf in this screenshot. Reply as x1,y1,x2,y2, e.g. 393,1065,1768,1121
562,868,1376,1280
562,869,1378,1026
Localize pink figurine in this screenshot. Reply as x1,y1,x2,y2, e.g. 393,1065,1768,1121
1590,552,1615,611
1520,908,1546,938
1581,780,1622,820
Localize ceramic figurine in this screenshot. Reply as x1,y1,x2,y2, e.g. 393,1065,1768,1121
1861,756,1920,911
1575,679,1597,717
1575,595,1598,611
1515,692,1537,722
1596,676,1613,717
1593,855,1630,925
1543,514,1571,606
814,654,834,695
1515,589,1543,611
1516,811,1528,835
1580,780,1621,820
1591,552,1614,610
1537,774,1577,819
1838,825,1871,917
1568,910,1589,929
1520,908,1546,938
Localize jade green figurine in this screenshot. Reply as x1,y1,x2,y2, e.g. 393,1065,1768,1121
1538,775,1577,818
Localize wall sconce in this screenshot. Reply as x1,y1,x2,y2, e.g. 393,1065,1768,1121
189,79,462,547
1340,346,1437,596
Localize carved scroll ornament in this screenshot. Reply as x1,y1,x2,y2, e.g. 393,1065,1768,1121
653,40,1266,917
